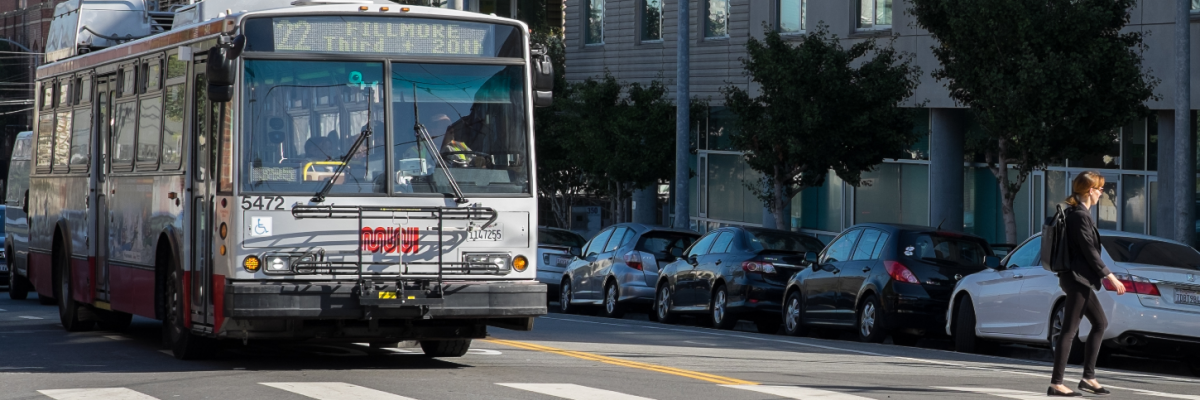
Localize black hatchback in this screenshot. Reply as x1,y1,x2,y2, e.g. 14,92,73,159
782,224,998,344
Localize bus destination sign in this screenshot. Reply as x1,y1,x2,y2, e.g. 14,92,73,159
272,17,495,57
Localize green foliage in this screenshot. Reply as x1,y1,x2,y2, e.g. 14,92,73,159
722,24,922,228
910,0,1157,242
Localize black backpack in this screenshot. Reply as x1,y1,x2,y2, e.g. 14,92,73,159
1041,204,1070,273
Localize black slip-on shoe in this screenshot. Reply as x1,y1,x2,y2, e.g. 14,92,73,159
1079,380,1111,396
1048,386,1084,397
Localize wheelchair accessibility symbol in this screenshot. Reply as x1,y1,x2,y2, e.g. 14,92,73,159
250,217,273,237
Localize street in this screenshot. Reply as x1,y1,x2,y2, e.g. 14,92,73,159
2,294,1199,400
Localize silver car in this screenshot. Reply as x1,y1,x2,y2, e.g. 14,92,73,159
558,223,699,318
536,227,587,300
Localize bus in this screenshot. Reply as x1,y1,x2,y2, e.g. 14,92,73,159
11,0,552,359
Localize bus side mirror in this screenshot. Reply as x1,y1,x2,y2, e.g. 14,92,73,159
206,35,245,103
531,43,553,107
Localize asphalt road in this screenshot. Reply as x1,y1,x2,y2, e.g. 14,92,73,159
2,294,1199,400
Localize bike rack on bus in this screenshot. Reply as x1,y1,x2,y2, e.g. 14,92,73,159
291,204,498,312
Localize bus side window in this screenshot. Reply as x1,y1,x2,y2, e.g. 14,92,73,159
35,113,53,170
218,102,233,192
161,84,185,170
52,110,72,171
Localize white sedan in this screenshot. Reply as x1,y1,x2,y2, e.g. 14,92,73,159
946,230,1200,374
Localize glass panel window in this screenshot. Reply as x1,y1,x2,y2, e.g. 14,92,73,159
705,0,731,38
1004,238,1041,268
70,108,91,166
779,0,804,34
1122,174,1147,234
120,67,136,97
167,54,187,79
585,228,615,257
41,83,53,110
58,81,70,107
1121,119,1146,171
1046,170,1067,216
796,170,843,232
1101,236,1200,271
822,229,861,263
112,101,138,164
852,229,882,260
1148,179,1157,236
870,232,890,259
1148,116,1158,171
143,60,163,92
604,227,631,253
857,0,892,29
855,164,929,226
36,113,53,168
688,232,720,257
1073,131,1120,169
585,0,605,44
642,0,664,41
1096,176,1118,230
53,111,71,167
710,232,735,254
1193,0,1199,11
137,97,163,164
162,85,186,169
76,77,91,104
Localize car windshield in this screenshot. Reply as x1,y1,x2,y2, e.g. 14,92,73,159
540,229,585,248
904,233,989,268
637,232,699,261
746,230,825,253
1101,236,1200,271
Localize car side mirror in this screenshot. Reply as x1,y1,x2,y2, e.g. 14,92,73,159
687,255,699,266
569,246,582,258
669,247,684,259
985,256,1001,269
803,251,818,266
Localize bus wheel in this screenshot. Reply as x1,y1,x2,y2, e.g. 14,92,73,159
9,270,30,300
56,244,95,332
419,339,471,357
163,256,214,360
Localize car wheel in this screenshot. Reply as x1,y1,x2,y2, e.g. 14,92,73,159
655,283,677,324
1050,302,1084,365
954,296,980,353
8,271,29,300
710,284,737,330
420,339,471,357
558,278,575,314
857,295,886,343
600,281,625,319
783,290,809,337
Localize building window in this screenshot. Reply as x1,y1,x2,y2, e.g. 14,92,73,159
585,0,605,45
779,0,805,34
1193,0,1199,12
857,0,892,30
642,0,664,41
706,0,730,38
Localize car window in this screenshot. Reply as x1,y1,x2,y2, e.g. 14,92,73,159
1101,236,1200,271
540,229,586,248
904,233,989,268
710,232,735,254
637,232,699,261
746,230,825,253
852,229,883,260
618,229,636,248
870,232,890,259
687,232,720,258
822,229,861,263
584,228,614,257
604,227,630,253
1004,239,1041,268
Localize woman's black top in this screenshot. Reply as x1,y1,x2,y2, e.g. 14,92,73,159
1061,205,1113,290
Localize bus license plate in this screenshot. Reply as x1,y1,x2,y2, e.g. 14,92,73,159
468,225,503,241
1176,289,1200,306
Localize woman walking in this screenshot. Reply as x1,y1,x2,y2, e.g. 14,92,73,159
1049,171,1127,397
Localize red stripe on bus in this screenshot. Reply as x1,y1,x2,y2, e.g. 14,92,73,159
28,251,53,298
213,275,226,333
109,264,157,319
70,257,94,304
182,271,192,329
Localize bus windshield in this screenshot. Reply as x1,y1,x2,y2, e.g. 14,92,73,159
242,60,386,195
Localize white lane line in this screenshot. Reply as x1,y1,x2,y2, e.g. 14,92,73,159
260,382,419,400
1108,386,1200,400
38,388,160,400
497,383,654,400
18,316,43,320
103,335,129,341
0,308,7,311
723,384,876,399
935,386,1046,400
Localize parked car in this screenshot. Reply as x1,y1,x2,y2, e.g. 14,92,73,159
0,204,7,287
782,223,998,344
559,223,699,318
990,243,1017,258
536,227,587,299
654,227,826,333
4,131,32,298
947,230,1200,375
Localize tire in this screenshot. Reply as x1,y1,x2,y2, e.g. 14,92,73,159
710,284,737,330
1188,360,1200,377
558,278,576,314
95,309,134,331
782,290,809,337
954,296,980,353
856,295,886,343
600,281,625,319
9,271,29,300
1050,302,1084,365
56,244,95,332
655,283,677,324
892,334,920,347
420,339,471,357
755,318,780,334
163,257,215,360
370,342,400,349
38,293,56,305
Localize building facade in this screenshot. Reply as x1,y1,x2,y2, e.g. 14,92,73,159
564,0,1200,246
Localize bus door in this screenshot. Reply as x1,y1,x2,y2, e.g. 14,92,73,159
188,64,215,327
94,74,115,300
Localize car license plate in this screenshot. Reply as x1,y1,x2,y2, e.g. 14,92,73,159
555,255,571,267
0,264,6,272
467,225,503,241
1175,288,1200,306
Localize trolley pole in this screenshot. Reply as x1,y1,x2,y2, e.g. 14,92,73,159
1175,0,1194,246
673,0,691,230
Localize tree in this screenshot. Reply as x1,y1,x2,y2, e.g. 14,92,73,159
910,0,1157,243
722,25,923,229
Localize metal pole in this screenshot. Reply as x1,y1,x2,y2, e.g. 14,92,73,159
673,0,691,229
1175,0,1194,246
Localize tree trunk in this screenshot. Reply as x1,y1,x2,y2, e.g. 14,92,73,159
989,138,1021,244
773,177,787,230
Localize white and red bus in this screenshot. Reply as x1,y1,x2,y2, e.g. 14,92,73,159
6,0,552,359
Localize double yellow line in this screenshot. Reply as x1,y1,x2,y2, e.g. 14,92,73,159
485,338,758,386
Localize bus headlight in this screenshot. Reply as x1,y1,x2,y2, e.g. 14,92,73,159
243,255,261,272
266,256,290,272
512,255,528,272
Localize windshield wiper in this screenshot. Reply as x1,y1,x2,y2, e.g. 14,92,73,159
312,87,373,203
413,84,468,204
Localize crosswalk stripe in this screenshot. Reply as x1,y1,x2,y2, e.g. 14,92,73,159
260,382,419,400
935,386,1047,400
497,383,654,400
1112,387,1200,400
19,316,43,319
722,384,876,400
38,388,159,400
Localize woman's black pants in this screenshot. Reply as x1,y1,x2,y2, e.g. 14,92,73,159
1051,278,1109,385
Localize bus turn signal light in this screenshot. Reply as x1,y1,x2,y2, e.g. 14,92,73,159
513,255,528,272
220,222,228,239
244,255,261,272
